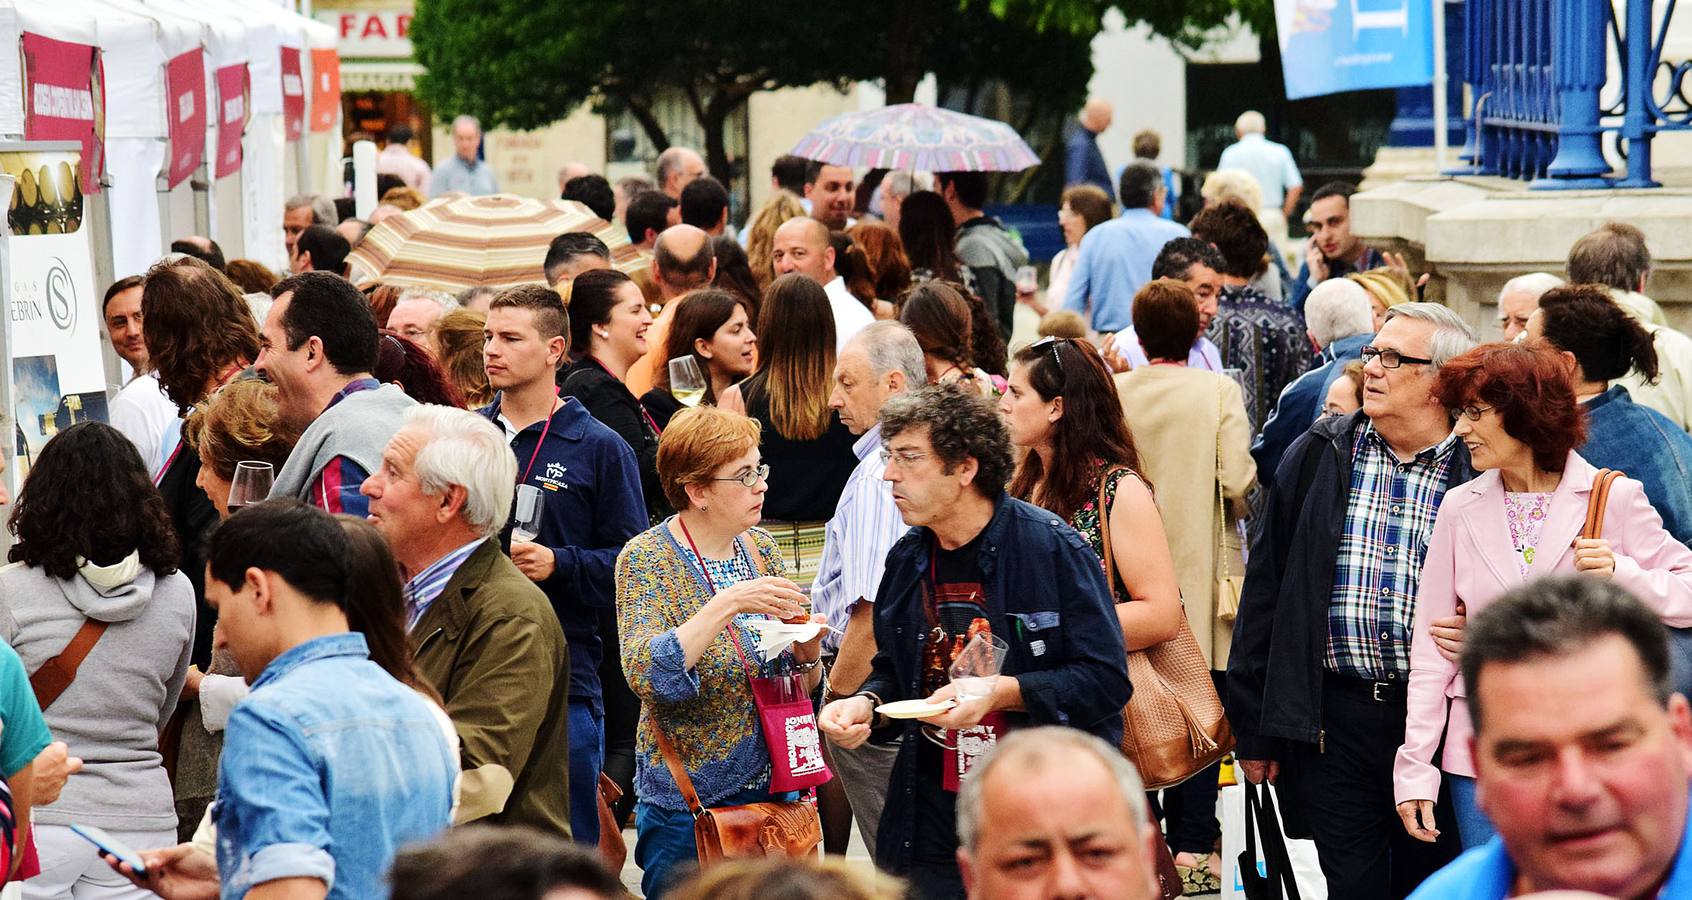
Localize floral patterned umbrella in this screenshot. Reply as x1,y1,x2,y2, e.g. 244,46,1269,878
789,103,1039,172
346,193,640,291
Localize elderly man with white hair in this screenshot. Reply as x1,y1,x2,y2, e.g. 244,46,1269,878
957,727,1162,900
1218,110,1303,248
431,115,499,197
360,405,572,836
1251,277,1376,477
1496,271,1563,341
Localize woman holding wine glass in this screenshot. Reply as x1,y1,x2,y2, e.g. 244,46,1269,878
640,289,758,429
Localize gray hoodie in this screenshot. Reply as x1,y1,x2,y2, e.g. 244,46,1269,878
0,562,195,831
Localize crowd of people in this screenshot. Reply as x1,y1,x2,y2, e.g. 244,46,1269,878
0,98,1687,900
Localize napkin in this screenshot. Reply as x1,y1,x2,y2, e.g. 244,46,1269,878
744,619,829,659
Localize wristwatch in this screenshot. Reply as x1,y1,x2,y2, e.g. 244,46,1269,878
851,690,886,728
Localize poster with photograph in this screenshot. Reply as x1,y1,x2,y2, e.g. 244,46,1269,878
1,145,108,489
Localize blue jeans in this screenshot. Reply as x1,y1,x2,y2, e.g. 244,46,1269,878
1447,774,1496,849
568,701,605,846
635,785,790,899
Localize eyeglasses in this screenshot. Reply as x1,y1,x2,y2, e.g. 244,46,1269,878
1361,346,1435,369
879,449,931,468
1449,404,1494,422
712,464,770,488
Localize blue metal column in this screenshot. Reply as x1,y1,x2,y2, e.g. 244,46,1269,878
1617,0,1659,187
1535,0,1612,186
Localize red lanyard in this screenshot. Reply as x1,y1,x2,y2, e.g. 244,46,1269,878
517,395,561,485
678,517,760,671
588,356,663,437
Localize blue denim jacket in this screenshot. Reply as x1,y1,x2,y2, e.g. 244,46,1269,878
1580,385,1692,545
215,633,455,900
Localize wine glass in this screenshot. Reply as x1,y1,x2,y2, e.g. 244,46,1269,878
512,484,544,544
668,356,707,408
1014,265,1039,294
226,461,274,516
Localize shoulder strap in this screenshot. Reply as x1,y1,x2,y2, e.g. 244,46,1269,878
30,618,109,711
1585,469,1624,539
650,718,707,816
1098,466,1135,599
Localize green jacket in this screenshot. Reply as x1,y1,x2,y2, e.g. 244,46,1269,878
412,538,571,837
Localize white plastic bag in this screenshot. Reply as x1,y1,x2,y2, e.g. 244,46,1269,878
1220,772,1328,900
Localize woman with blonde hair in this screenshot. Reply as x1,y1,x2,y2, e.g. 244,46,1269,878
429,308,493,407
720,274,857,585
1348,266,1414,330
746,191,807,290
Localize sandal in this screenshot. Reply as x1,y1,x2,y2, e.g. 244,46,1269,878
1176,852,1221,895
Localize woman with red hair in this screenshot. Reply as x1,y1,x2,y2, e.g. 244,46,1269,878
1394,341,1692,851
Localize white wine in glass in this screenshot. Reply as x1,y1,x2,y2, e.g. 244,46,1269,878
226,461,275,517
669,356,707,407
512,484,544,544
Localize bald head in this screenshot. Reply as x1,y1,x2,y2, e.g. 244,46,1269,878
653,224,715,297
1498,272,1565,340
656,147,706,199
1081,97,1114,134
557,161,591,192
1236,110,1267,137
771,217,835,285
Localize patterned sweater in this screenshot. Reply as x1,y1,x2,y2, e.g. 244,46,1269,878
617,521,787,810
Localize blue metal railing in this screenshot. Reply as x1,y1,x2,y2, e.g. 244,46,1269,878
1454,0,1690,188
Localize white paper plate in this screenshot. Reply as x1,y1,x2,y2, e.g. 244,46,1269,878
876,698,957,719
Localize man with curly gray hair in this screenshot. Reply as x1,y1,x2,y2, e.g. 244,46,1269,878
819,384,1131,898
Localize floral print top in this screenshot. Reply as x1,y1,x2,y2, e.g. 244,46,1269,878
1504,491,1553,581
1068,465,1141,603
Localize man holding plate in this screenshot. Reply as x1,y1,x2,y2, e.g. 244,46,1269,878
818,384,1132,900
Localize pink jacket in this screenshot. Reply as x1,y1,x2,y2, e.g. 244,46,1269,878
1394,451,1692,805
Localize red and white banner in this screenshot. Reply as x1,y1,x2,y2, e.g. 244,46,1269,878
214,63,247,179
308,48,340,133
20,33,104,194
163,49,207,189
280,47,304,141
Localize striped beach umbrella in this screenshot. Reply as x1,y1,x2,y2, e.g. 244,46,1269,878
346,193,640,291
789,104,1039,172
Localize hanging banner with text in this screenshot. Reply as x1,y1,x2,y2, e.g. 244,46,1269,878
1273,0,1433,100
19,34,104,194
215,64,248,179
280,47,305,141
309,49,341,133
164,49,207,189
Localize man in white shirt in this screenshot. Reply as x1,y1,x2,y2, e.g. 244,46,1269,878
104,275,179,476
1218,110,1303,245
376,124,431,195
771,217,873,352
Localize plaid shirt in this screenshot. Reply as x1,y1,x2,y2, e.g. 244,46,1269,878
1325,422,1459,680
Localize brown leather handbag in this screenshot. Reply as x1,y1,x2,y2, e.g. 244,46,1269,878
652,720,821,865
1586,468,1624,540
1099,468,1235,789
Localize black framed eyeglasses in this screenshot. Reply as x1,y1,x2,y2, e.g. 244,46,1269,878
1449,404,1494,422
712,464,770,488
1361,346,1435,369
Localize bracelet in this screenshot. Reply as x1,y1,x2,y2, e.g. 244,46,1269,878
792,658,820,674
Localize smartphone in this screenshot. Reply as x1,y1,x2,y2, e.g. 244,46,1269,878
71,824,147,876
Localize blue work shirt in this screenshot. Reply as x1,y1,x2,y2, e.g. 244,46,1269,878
1062,209,1189,333
1408,792,1692,899
481,394,645,714
215,633,454,900
430,154,499,197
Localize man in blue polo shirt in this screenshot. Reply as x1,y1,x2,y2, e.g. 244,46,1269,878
1409,576,1692,900
479,283,645,846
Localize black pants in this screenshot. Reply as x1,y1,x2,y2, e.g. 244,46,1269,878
1288,676,1460,900
598,605,640,823
1155,670,1226,854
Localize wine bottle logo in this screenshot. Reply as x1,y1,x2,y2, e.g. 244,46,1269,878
44,258,76,334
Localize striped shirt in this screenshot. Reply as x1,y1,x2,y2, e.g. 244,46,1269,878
1325,423,1458,680
810,423,909,652
405,539,487,630
306,378,380,518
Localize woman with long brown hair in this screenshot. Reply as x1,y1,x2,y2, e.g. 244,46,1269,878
898,281,1008,393
720,274,857,585
641,289,758,429
899,191,973,293
849,221,912,314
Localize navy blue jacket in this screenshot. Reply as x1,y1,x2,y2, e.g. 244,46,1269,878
1064,125,1113,197
1251,332,1372,478
1581,385,1692,545
858,491,1130,873
480,394,646,713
